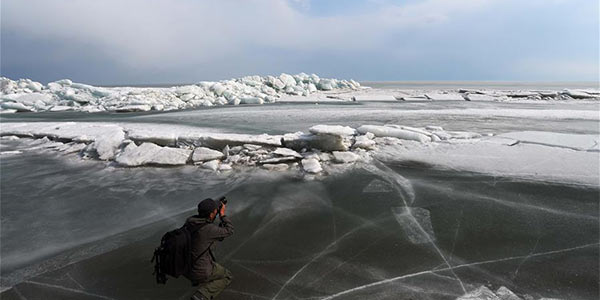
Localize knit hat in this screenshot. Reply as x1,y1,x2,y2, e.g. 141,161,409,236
197,198,218,217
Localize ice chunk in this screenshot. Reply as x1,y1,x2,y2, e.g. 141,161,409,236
192,147,225,162
279,73,297,87
374,137,403,145
210,83,226,96
259,156,299,164
357,125,431,143
495,287,522,300
457,286,500,300
179,133,282,149
309,125,356,136
0,135,20,140
563,89,597,99
90,127,126,160
391,207,436,244
115,104,152,112
201,160,220,171
447,131,482,139
352,135,376,150
3,93,54,106
270,78,286,90
332,151,359,163
0,102,33,112
395,125,433,137
273,147,302,158
301,158,322,173
243,144,262,151
115,142,191,166
219,163,232,171
282,132,351,151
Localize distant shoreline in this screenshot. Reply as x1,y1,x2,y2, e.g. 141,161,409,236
99,81,599,90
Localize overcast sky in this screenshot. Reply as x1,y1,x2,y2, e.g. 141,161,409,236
1,0,598,84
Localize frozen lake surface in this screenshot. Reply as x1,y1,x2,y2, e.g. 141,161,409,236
1,99,598,299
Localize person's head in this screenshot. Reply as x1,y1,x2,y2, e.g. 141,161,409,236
197,198,218,221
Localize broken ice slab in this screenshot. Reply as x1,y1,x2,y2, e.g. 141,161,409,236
391,207,436,244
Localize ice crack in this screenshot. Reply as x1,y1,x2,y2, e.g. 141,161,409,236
320,242,599,299
23,280,116,300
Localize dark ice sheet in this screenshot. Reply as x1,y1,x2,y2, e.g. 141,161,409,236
1,150,598,299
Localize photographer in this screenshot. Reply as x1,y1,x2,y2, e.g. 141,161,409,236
185,197,234,300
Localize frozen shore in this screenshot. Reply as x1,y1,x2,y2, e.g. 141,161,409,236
1,75,599,114
0,74,361,113
1,121,597,186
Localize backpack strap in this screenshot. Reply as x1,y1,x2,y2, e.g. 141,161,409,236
186,222,216,264
195,241,215,263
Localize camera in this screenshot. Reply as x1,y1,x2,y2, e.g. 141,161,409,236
216,196,227,205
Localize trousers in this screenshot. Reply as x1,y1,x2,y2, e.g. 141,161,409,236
192,263,233,300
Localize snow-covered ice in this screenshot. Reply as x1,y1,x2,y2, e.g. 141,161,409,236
301,158,323,174
115,142,191,167
191,147,226,162
357,125,432,143
0,73,361,113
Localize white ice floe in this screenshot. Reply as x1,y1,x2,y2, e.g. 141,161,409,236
0,73,360,113
357,125,432,143
115,142,191,166
301,158,323,174
309,124,357,136
192,147,226,162
332,151,360,163
2,121,596,186
283,132,352,152
457,285,559,300
457,286,501,300
201,160,220,171
273,147,303,158
91,128,126,160
352,134,376,150
375,134,599,186
563,89,598,99
219,163,232,171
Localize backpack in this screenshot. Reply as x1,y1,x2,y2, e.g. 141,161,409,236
151,223,210,284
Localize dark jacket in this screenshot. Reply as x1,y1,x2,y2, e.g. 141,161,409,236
184,215,234,282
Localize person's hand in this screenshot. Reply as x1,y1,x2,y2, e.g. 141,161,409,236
219,203,226,216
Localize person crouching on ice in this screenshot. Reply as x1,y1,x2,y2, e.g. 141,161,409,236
186,198,234,300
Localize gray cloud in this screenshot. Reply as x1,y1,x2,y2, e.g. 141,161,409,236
1,0,598,84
